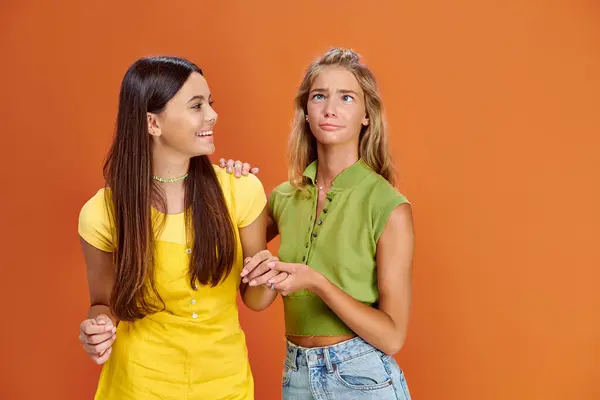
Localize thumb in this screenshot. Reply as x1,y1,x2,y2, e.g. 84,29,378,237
95,314,111,326
270,261,293,273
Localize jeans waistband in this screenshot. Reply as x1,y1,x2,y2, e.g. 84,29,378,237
284,336,382,372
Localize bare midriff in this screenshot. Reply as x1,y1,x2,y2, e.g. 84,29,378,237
287,334,357,348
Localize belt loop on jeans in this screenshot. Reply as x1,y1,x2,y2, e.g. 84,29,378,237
286,344,299,371
323,348,334,373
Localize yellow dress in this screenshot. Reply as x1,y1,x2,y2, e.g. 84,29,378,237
78,166,266,400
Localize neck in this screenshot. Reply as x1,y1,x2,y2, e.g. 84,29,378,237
315,142,359,189
152,144,190,188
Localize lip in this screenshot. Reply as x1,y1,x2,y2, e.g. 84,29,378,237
318,123,344,131
196,129,213,137
197,135,213,143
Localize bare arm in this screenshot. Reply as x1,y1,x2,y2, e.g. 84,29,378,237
273,203,414,355
314,204,413,354
80,238,119,326
78,238,119,364
266,192,279,244
238,206,280,311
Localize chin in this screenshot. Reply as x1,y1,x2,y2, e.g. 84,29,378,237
312,129,360,148
191,144,215,157
313,133,346,146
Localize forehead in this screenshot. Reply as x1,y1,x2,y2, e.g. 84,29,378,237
176,71,209,99
310,66,362,94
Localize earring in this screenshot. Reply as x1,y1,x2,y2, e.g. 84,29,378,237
305,115,309,122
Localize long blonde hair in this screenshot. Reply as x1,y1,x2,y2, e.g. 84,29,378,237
287,47,397,192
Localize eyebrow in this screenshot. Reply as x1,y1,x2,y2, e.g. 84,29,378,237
187,94,212,103
310,88,359,96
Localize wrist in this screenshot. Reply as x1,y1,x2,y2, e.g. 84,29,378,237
88,304,119,326
308,268,328,295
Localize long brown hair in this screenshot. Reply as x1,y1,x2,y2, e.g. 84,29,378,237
103,56,236,322
288,48,396,194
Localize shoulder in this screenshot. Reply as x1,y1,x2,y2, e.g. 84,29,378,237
79,187,110,220
78,187,115,252
268,180,298,207
212,164,264,196
378,201,414,252
212,164,233,193
267,180,301,222
365,171,410,207
362,172,411,241
271,181,296,197
212,165,266,227
387,202,413,229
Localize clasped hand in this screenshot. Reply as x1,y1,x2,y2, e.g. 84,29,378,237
241,250,319,296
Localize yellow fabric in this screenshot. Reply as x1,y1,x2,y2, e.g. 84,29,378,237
78,165,266,400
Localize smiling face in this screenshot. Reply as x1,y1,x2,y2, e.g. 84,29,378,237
305,66,370,148
147,71,218,157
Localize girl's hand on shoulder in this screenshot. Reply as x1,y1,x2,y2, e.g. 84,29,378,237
218,158,259,178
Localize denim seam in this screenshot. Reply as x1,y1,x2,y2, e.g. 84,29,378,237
381,354,410,400
289,348,377,368
282,365,292,386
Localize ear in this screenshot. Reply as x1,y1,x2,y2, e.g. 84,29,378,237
147,113,161,137
362,116,369,126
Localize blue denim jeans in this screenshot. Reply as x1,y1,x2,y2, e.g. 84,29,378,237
282,337,411,400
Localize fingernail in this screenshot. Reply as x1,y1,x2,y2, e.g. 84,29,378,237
241,269,247,276
227,167,232,173
268,262,275,268
268,279,274,284
242,278,248,283
249,280,256,286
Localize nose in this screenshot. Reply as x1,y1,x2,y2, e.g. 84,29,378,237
323,98,337,117
205,108,218,125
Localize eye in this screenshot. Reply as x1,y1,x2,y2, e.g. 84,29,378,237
342,94,354,103
191,101,214,109
311,93,325,100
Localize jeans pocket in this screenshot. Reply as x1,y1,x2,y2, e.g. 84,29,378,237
334,350,393,391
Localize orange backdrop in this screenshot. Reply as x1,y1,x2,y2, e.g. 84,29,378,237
1,1,599,399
